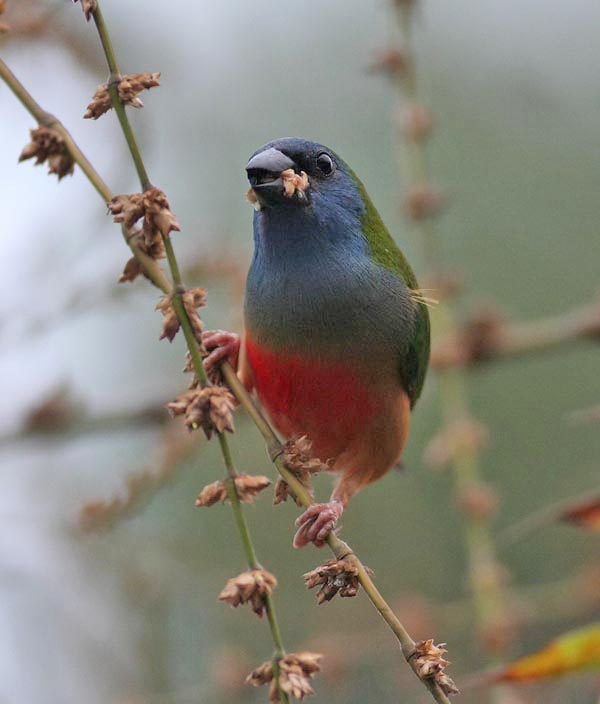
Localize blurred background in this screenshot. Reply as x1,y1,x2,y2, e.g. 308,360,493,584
1,1,600,702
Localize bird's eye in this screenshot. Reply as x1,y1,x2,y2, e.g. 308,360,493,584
316,152,335,176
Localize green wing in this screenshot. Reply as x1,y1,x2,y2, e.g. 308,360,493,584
354,174,431,406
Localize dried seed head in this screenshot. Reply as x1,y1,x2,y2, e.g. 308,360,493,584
281,169,309,199
84,84,111,119
457,481,499,520
195,473,270,508
155,288,206,344
462,309,506,364
84,72,160,119
410,640,458,696
109,188,179,278
246,652,322,702
108,192,145,228
19,126,75,180
400,104,433,142
273,436,332,505
141,186,180,241
156,294,180,342
273,476,306,506
422,271,464,302
167,385,235,438
283,436,331,476
368,48,409,77
0,0,8,32
303,557,372,604
218,569,277,618
424,418,489,471
404,182,446,220
117,72,161,108
118,234,166,283
73,0,96,21
181,287,207,347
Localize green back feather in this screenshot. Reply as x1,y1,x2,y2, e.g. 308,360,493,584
351,170,431,405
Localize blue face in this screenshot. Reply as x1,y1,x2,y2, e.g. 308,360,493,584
246,137,366,253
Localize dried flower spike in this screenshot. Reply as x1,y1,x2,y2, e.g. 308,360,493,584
303,557,372,604
0,0,8,33
424,418,488,471
167,385,235,438
410,639,458,696
19,126,75,180
108,187,180,277
462,309,506,363
84,72,160,119
195,473,270,507
401,104,433,142
246,652,322,702
156,288,206,344
73,0,96,22
369,48,409,77
119,234,166,283
219,569,277,618
404,182,446,220
273,436,332,505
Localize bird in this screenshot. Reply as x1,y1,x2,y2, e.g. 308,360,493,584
203,137,430,548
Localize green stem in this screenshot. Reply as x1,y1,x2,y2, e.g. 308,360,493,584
393,0,508,677
0,58,171,292
87,5,288,695
222,365,453,704
92,4,152,190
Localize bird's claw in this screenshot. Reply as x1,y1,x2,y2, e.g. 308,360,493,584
202,330,240,383
293,500,344,549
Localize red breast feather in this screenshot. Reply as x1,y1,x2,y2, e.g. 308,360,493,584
244,335,411,503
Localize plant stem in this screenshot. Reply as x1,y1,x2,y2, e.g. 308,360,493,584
92,4,151,190
87,5,289,698
0,58,171,292
392,0,509,690
222,365,454,704
432,300,600,369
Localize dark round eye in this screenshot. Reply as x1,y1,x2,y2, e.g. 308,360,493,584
316,152,335,176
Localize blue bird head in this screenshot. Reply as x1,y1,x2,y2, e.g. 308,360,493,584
246,137,367,253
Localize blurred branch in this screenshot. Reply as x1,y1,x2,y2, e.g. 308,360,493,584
3,249,246,344
386,0,513,680
432,301,600,370
79,421,201,531
495,487,600,550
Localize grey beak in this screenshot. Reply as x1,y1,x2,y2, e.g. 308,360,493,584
246,147,296,176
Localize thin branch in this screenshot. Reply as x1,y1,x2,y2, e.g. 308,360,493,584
0,57,171,293
86,3,290,696
223,365,455,704
432,301,600,370
495,486,600,550
390,0,511,681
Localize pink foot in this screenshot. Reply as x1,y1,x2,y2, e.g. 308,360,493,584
202,330,240,383
293,500,344,549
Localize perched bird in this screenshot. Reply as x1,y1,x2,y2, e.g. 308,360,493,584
203,138,430,548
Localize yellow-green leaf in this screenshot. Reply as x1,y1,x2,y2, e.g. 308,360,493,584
495,624,600,682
